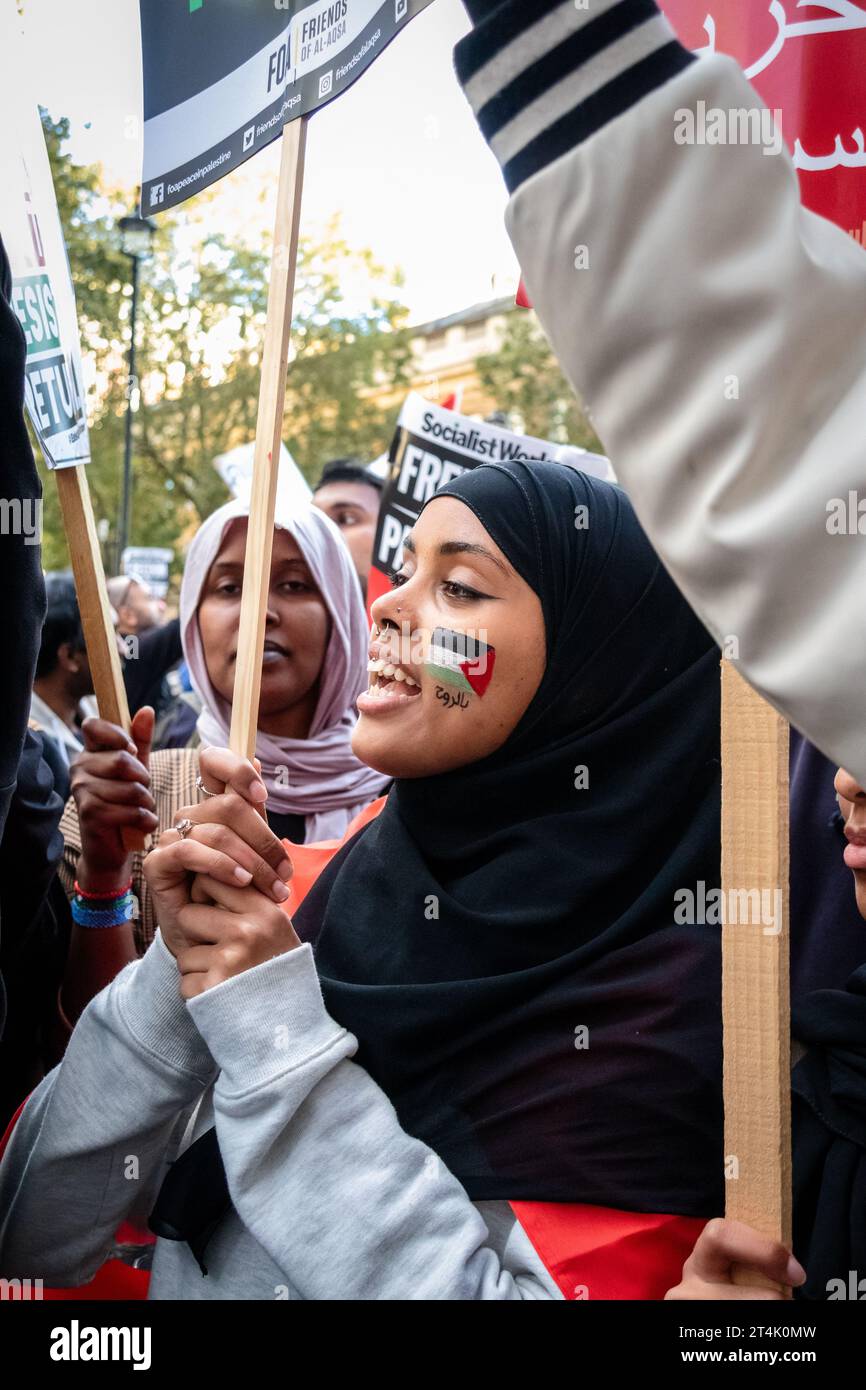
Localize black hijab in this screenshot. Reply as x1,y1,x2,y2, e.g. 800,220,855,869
296,461,724,1212
152,461,724,1264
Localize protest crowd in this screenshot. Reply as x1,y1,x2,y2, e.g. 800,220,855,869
2,0,866,1327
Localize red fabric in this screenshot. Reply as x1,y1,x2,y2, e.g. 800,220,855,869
511,1200,707,1300
42,1262,150,1301
279,796,387,916
660,0,866,239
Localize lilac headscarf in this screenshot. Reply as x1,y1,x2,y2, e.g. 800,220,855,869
180,497,386,841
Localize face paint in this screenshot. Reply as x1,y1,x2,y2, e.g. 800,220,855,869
425,628,496,698
435,685,470,710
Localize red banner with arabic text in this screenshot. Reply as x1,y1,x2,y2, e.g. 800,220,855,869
660,0,866,240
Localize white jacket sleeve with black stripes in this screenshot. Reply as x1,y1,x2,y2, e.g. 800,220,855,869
456,0,866,787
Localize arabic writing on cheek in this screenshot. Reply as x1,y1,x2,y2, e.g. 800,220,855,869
435,685,470,710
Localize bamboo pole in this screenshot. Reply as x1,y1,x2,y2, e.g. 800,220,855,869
55,464,130,729
54,464,147,851
721,659,792,1290
229,119,308,759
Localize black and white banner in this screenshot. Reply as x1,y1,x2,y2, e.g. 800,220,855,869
367,392,612,611
140,0,434,213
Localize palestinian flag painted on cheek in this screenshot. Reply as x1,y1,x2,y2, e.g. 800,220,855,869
426,628,496,698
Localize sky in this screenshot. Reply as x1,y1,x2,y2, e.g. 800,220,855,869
23,0,521,324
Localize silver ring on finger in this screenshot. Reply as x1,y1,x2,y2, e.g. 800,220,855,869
174,817,194,839
195,775,220,800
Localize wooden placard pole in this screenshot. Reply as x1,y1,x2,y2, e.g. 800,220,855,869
54,463,130,731
721,659,792,1288
229,118,308,759
54,464,147,851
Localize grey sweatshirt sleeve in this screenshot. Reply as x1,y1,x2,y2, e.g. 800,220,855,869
187,945,556,1299
0,933,216,1284
455,0,866,787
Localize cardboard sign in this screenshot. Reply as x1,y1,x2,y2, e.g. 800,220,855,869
213,439,311,513
0,3,90,468
368,391,612,609
660,0,866,238
140,0,434,213
121,547,175,599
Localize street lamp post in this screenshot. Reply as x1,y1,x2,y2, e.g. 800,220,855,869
117,211,156,569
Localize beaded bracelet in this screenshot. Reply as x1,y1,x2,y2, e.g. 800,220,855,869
71,883,136,929
73,878,133,901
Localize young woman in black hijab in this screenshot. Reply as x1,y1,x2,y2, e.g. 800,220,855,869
1,461,724,1299
300,460,725,1213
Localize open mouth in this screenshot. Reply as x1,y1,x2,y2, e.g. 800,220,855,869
365,658,422,699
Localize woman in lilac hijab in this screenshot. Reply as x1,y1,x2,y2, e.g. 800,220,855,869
180,497,385,839
59,498,387,956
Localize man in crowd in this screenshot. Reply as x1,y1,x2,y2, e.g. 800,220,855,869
312,457,383,599
107,572,182,720
29,573,91,795
106,574,165,640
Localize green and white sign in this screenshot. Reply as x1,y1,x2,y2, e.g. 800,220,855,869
0,1,90,468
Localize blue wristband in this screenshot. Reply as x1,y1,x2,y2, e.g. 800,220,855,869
71,891,136,929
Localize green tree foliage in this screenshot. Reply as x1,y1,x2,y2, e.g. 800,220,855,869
37,113,412,574
133,224,412,529
36,110,131,570
476,310,603,453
